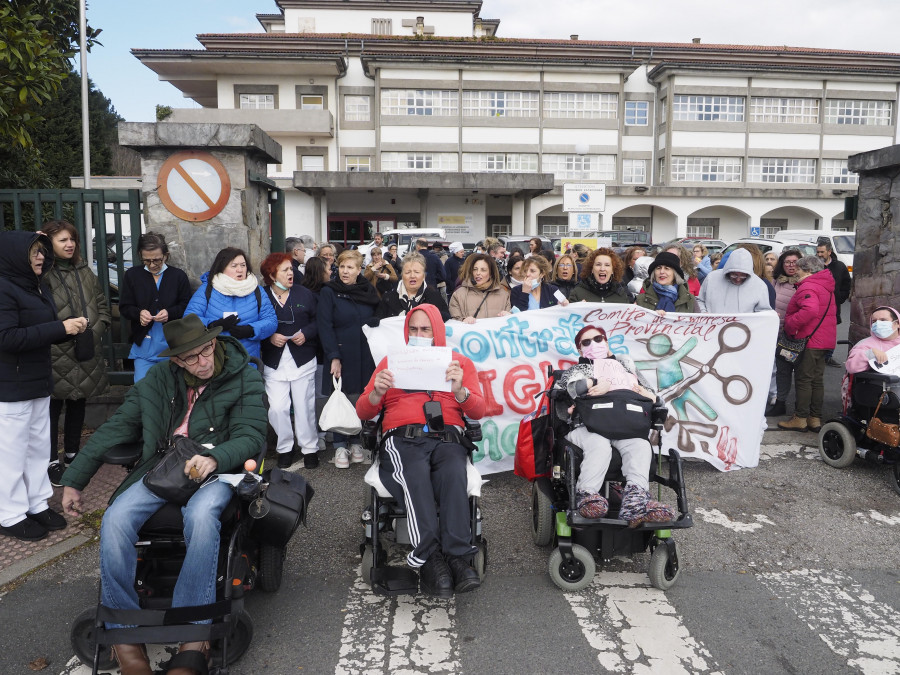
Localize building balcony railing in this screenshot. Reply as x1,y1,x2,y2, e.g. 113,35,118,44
166,108,334,137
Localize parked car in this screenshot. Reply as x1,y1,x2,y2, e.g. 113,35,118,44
774,229,855,274
357,228,446,260
498,235,554,257
721,237,817,260
581,230,652,247
677,238,728,256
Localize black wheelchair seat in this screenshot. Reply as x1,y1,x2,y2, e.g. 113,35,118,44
853,371,900,410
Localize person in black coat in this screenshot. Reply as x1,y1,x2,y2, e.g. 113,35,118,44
444,242,467,292
510,256,570,311
817,239,852,367
414,239,447,289
0,231,87,541
118,232,192,382
374,252,451,321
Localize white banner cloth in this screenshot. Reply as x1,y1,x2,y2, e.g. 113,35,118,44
364,305,778,474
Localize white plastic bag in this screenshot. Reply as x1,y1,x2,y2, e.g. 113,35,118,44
319,376,362,435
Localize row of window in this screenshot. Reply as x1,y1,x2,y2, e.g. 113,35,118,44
336,153,857,184
242,90,893,127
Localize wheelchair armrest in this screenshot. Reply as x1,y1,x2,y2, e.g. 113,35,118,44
99,441,143,466
361,419,380,452
464,418,482,443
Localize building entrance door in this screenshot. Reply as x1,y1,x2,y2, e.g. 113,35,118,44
327,217,396,247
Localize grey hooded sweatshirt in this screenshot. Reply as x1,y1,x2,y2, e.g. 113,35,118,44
697,248,772,314
627,256,654,295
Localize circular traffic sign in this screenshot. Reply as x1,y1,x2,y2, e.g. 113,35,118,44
157,151,231,222
579,192,590,204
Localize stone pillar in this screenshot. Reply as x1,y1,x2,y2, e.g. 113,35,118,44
847,144,900,345
119,122,282,287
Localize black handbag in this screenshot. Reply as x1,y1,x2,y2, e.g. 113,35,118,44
142,435,208,505
574,389,655,440
54,267,95,362
250,467,314,547
777,295,832,363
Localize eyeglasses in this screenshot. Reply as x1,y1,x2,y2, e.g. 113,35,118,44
177,342,215,365
142,257,165,266
579,335,605,348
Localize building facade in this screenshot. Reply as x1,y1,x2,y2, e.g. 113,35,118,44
134,0,900,246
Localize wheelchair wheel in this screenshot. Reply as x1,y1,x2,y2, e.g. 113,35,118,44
548,544,595,592
891,461,900,497
220,609,254,665
473,539,488,581
531,480,554,547
258,545,286,593
818,422,857,468
70,607,117,670
648,541,681,591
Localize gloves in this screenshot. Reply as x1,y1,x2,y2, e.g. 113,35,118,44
364,316,381,328
209,315,240,331
229,324,254,339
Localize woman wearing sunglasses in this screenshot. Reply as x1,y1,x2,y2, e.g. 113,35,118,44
556,325,675,526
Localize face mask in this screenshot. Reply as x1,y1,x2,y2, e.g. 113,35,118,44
529,278,541,291
407,335,433,347
274,281,289,291
871,320,895,339
581,340,608,361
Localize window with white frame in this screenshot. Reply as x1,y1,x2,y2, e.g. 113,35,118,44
671,156,742,182
686,224,716,239
543,92,618,119
300,155,325,171
747,158,816,183
371,18,392,34
825,99,892,125
490,222,512,237
239,93,275,110
672,95,745,122
759,219,787,239
461,153,538,172
380,152,458,172
658,157,666,184
820,158,858,184
750,97,819,124
344,95,371,121
345,156,371,172
381,89,458,116
540,222,568,238
624,100,650,126
541,154,616,180
622,159,647,184
300,95,324,110
462,90,539,117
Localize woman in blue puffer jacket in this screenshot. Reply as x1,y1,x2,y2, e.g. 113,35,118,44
185,247,277,359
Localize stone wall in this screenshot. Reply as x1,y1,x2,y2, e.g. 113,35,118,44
848,144,900,345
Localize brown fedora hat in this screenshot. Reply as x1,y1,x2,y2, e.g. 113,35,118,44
159,314,223,357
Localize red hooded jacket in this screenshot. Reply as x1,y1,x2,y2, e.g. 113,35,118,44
356,303,485,430
784,269,837,350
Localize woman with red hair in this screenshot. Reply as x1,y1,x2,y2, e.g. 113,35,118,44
568,248,633,303
260,253,321,469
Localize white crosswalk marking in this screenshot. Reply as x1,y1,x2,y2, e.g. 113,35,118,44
695,507,776,532
336,576,459,675
564,571,722,674
759,569,900,674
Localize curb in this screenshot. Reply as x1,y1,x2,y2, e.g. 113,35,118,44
0,533,93,589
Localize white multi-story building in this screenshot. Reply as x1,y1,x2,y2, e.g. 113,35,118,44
135,0,900,246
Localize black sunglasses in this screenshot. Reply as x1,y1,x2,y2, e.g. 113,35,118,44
579,335,605,348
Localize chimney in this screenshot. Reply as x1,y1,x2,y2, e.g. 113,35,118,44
692,37,701,44
570,34,579,41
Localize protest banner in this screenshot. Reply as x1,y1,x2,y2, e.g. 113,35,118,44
364,304,779,474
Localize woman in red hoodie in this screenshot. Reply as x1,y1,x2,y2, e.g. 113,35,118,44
356,304,485,598
778,256,837,433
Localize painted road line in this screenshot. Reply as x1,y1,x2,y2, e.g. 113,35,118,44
695,507,776,533
565,571,722,674
759,569,900,674
853,510,900,526
336,575,459,675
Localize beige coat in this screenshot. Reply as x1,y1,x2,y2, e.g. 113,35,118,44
449,278,511,320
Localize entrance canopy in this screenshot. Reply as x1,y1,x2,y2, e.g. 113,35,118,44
292,171,554,198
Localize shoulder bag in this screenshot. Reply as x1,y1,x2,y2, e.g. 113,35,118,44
777,294,832,363
143,396,208,505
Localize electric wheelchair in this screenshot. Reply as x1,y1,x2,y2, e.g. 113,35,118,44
818,370,900,497
528,368,693,592
358,417,487,596
70,441,311,674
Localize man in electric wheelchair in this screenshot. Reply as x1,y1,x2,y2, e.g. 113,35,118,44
356,303,485,598
60,314,268,675
558,325,676,526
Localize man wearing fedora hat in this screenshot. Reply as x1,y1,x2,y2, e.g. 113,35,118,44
59,314,267,675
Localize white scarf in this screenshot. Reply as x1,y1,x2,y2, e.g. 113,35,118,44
211,272,260,297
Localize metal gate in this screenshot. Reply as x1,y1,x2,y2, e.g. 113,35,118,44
0,188,143,384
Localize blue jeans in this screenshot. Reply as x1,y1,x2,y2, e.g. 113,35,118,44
100,478,233,627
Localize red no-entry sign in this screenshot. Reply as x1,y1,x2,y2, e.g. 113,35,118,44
158,151,232,222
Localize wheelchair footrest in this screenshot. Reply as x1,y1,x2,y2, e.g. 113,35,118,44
569,512,693,530
371,566,419,596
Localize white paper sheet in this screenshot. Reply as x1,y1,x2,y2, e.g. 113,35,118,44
388,345,453,391
868,343,900,376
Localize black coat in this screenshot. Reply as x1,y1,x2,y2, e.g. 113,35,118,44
261,284,319,370
0,232,69,401
825,257,852,324
375,283,451,321
510,281,563,311
118,264,192,345
317,283,377,396
444,254,466,289
419,249,447,288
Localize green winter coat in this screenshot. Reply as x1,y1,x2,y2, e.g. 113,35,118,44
634,278,697,313
45,258,110,399
61,336,267,504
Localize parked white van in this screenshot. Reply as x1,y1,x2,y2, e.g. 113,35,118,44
357,228,446,261
775,230,855,274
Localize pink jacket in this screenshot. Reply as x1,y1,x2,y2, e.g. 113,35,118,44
783,270,836,350
846,307,900,374
773,277,797,326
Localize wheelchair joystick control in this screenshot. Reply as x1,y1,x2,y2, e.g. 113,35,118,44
236,459,264,501
244,459,257,472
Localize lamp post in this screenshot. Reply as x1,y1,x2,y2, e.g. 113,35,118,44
79,0,93,265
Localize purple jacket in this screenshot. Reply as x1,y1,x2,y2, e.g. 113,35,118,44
784,270,836,350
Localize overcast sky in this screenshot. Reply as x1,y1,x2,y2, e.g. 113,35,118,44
85,0,900,123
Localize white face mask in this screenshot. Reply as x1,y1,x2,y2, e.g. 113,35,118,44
871,320,895,339
407,335,433,347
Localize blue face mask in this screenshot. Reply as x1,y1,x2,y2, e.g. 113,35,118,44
407,335,433,347
872,320,895,339
274,281,289,291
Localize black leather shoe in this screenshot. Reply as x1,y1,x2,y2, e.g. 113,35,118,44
276,450,295,469
765,401,786,417
826,357,843,368
446,555,481,593
419,552,454,599
0,517,47,541
303,452,320,469
27,508,67,531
